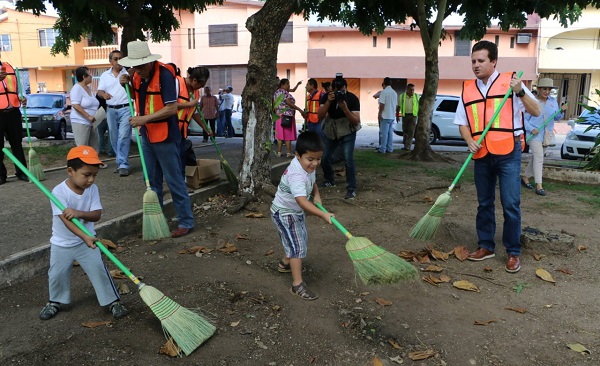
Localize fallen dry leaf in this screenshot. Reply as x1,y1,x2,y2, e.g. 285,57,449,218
116,246,125,253
217,242,238,253
567,343,591,354
245,212,265,218
423,265,443,273
483,266,493,272
453,280,480,292
187,245,208,254
408,349,437,361
417,255,431,264
423,196,433,203
371,356,384,366
505,307,527,314
422,274,444,286
99,238,117,250
398,251,418,260
236,233,249,240
535,268,556,283
375,297,392,306
159,337,181,357
531,253,543,261
230,320,240,327
556,268,573,275
272,305,281,312
389,338,402,349
429,247,449,261
577,245,587,252
453,246,469,261
109,269,128,280
439,274,451,283
117,282,130,295
81,320,112,328
474,319,498,326
264,249,275,256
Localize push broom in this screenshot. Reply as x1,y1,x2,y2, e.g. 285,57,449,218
316,203,418,285
125,85,171,241
410,71,523,241
191,96,238,188
14,68,45,181
3,147,215,356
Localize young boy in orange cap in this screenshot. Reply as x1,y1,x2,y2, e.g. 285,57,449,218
39,146,128,320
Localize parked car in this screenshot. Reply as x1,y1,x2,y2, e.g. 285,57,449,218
561,109,600,160
21,92,72,140
393,95,461,144
188,94,243,137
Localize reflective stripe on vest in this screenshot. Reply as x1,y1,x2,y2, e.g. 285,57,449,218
175,75,198,139
0,62,21,109
462,72,516,159
306,91,321,123
132,61,173,143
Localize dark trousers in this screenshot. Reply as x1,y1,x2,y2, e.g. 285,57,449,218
202,118,216,141
0,109,27,178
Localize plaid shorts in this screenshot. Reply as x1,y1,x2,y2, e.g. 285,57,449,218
271,211,307,259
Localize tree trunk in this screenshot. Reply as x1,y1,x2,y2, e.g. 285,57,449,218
240,0,296,200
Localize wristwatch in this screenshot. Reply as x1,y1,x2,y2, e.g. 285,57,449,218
516,89,526,98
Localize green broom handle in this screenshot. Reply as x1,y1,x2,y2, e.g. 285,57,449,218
124,84,152,190
2,147,142,286
448,71,523,191
315,202,353,239
13,68,33,149
190,92,226,158
525,107,563,142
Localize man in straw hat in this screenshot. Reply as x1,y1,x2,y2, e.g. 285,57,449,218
118,41,194,238
453,40,540,273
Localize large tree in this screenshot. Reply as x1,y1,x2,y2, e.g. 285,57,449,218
16,0,222,55
309,0,598,161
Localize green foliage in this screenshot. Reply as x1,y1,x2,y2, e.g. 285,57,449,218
512,282,530,294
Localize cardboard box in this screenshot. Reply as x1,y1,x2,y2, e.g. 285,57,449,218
185,159,221,189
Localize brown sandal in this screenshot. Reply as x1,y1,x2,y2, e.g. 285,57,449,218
278,260,305,273
290,282,318,301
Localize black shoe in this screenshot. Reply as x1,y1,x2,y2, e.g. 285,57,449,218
16,175,28,182
520,178,533,190
118,168,129,177
0,177,6,185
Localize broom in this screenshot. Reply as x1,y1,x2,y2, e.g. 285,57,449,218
15,68,45,181
3,147,215,356
410,71,524,241
525,107,564,143
316,203,418,285
191,93,238,188
125,85,171,241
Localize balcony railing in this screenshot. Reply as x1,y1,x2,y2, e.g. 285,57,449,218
83,45,118,65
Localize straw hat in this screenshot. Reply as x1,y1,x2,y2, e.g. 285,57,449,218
536,78,557,89
118,41,162,67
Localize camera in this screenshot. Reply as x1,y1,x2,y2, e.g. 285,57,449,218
333,73,346,102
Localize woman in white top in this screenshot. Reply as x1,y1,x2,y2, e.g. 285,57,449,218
71,66,100,152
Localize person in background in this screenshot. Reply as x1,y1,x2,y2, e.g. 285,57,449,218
288,80,302,93
0,55,28,184
95,95,115,158
200,86,219,143
97,50,132,176
521,78,566,196
453,40,540,273
304,78,324,135
396,83,420,151
219,86,235,138
274,78,307,157
377,77,398,154
70,67,100,153
118,41,194,238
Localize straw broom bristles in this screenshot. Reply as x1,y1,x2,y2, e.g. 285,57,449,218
142,189,171,241
28,148,45,181
139,284,216,356
409,191,451,241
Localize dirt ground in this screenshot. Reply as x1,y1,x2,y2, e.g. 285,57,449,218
1,150,599,366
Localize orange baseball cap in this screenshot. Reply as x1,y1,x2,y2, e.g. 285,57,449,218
67,146,103,165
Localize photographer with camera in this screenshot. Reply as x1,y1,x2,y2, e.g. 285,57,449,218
318,74,361,200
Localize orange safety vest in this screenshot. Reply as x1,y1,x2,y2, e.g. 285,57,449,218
132,61,174,143
175,75,199,139
305,90,322,123
0,62,21,109
462,72,518,159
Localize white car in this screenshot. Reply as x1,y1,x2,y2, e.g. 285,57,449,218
188,94,243,137
393,95,461,144
561,109,600,160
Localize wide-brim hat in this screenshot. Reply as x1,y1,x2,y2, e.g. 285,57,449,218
537,78,557,89
118,41,162,67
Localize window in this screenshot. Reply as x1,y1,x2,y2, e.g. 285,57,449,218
209,24,238,46
280,22,293,43
454,31,471,56
0,34,11,51
373,36,377,47
86,32,117,47
39,28,59,47
188,28,196,49
387,37,391,49
495,35,499,46
436,99,459,113
510,37,515,48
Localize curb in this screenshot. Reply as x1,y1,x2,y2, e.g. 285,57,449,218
0,161,289,290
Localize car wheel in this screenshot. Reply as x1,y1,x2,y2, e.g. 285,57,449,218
429,125,439,144
54,120,67,140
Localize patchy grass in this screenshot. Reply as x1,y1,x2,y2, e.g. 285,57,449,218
354,150,417,170
3,145,73,175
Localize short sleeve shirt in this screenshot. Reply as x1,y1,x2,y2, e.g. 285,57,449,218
271,158,316,215
320,91,360,119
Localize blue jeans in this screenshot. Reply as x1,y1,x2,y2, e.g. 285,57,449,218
306,122,322,135
224,109,234,137
107,107,132,169
474,142,522,256
322,132,357,192
217,110,226,136
378,119,394,153
141,137,194,229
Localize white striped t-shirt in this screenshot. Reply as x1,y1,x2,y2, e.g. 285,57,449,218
271,157,315,215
